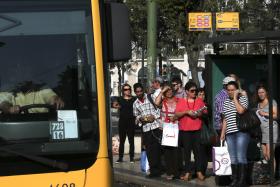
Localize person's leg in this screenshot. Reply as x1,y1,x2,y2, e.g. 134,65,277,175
145,129,162,177
226,133,238,187
117,121,126,162
225,133,238,164
262,144,268,160
236,131,250,164
127,120,135,162
180,131,192,180
236,131,250,187
192,131,205,180
164,146,175,179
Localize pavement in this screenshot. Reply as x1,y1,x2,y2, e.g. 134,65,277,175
113,154,216,187
113,154,278,187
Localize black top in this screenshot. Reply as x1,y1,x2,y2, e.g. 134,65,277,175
118,96,136,120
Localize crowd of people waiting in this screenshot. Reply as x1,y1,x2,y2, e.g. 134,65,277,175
112,74,279,186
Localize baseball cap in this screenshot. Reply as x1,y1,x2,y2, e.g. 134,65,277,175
154,76,163,84
222,76,235,85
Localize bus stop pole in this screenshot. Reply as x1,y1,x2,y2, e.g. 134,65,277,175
267,39,275,185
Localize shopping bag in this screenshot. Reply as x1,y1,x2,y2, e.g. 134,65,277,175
140,150,149,173
212,140,232,175
161,122,179,147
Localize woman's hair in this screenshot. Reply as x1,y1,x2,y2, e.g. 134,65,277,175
121,83,131,94
253,83,269,104
184,81,197,91
162,83,174,97
226,81,239,90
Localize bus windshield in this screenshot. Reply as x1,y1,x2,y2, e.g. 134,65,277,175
0,0,99,175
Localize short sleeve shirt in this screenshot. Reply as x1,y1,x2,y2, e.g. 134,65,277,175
175,98,206,131
223,95,249,134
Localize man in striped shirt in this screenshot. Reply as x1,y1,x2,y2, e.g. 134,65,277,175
133,83,162,178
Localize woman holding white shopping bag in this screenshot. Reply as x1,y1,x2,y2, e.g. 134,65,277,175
155,84,180,180
220,81,249,187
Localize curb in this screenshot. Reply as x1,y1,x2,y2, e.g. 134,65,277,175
114,168,208,187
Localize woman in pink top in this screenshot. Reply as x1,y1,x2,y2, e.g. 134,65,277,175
175,81,207,181
155,84,179,180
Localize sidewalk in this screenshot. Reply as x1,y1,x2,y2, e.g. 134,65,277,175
114,154,214,187
113,154,273,187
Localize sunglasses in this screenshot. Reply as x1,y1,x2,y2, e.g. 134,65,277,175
123,88,131,91
189,89,197,93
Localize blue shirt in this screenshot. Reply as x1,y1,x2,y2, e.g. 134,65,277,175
214,89,228,130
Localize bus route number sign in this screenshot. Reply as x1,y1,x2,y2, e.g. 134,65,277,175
50,121,65,140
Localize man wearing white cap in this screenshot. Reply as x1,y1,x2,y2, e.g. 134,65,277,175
213,76,236,133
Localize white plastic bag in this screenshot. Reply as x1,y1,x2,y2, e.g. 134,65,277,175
140,150,150,173
212,140,232,175
161,122,179,147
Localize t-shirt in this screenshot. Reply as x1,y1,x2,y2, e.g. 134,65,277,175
0,89,57,113
223,95,248,134
175,97,206,131
118,97,136,120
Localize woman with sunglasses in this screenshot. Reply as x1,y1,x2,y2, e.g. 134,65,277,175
112,83,136,163
175,81,207,181
155,84,180,180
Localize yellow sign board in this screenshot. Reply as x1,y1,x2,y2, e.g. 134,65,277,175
216,12,239,31
188,12,212,31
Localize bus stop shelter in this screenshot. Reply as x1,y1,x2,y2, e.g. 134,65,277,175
200,31,280,185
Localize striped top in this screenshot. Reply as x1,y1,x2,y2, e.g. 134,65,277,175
222,95,248,134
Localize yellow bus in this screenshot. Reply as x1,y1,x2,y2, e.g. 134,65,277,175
0,0,130,186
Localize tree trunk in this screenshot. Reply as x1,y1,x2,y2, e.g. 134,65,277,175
117,63,122,96
158,52,162,76
187,49,200,86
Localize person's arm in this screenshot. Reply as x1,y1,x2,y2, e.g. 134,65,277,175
220,118,226,141
154,86,170,106
154,91,163,107
233,91,247,114
259,100,278,119
133,102,144,126
175,99,195,118
50,95,65,109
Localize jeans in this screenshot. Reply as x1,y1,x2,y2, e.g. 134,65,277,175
226,131,250,164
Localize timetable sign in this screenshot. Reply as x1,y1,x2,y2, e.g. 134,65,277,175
188,12,212,31
216,12,239,31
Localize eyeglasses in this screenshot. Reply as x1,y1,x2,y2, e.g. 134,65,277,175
123,88,131,91
189,89,197,93
172,83,178,87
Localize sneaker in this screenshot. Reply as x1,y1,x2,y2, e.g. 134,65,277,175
130,158,135,163
115,158,123,164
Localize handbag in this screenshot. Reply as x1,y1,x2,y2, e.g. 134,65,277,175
200,121,217,145
140,150,150,173
236,109,261,131
212,140,232,176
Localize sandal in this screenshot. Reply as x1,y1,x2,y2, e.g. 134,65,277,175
180,173,191,181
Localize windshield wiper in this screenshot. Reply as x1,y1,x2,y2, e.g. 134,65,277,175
0,147,68,171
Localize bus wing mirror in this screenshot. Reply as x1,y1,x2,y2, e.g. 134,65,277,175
105,2,131,62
